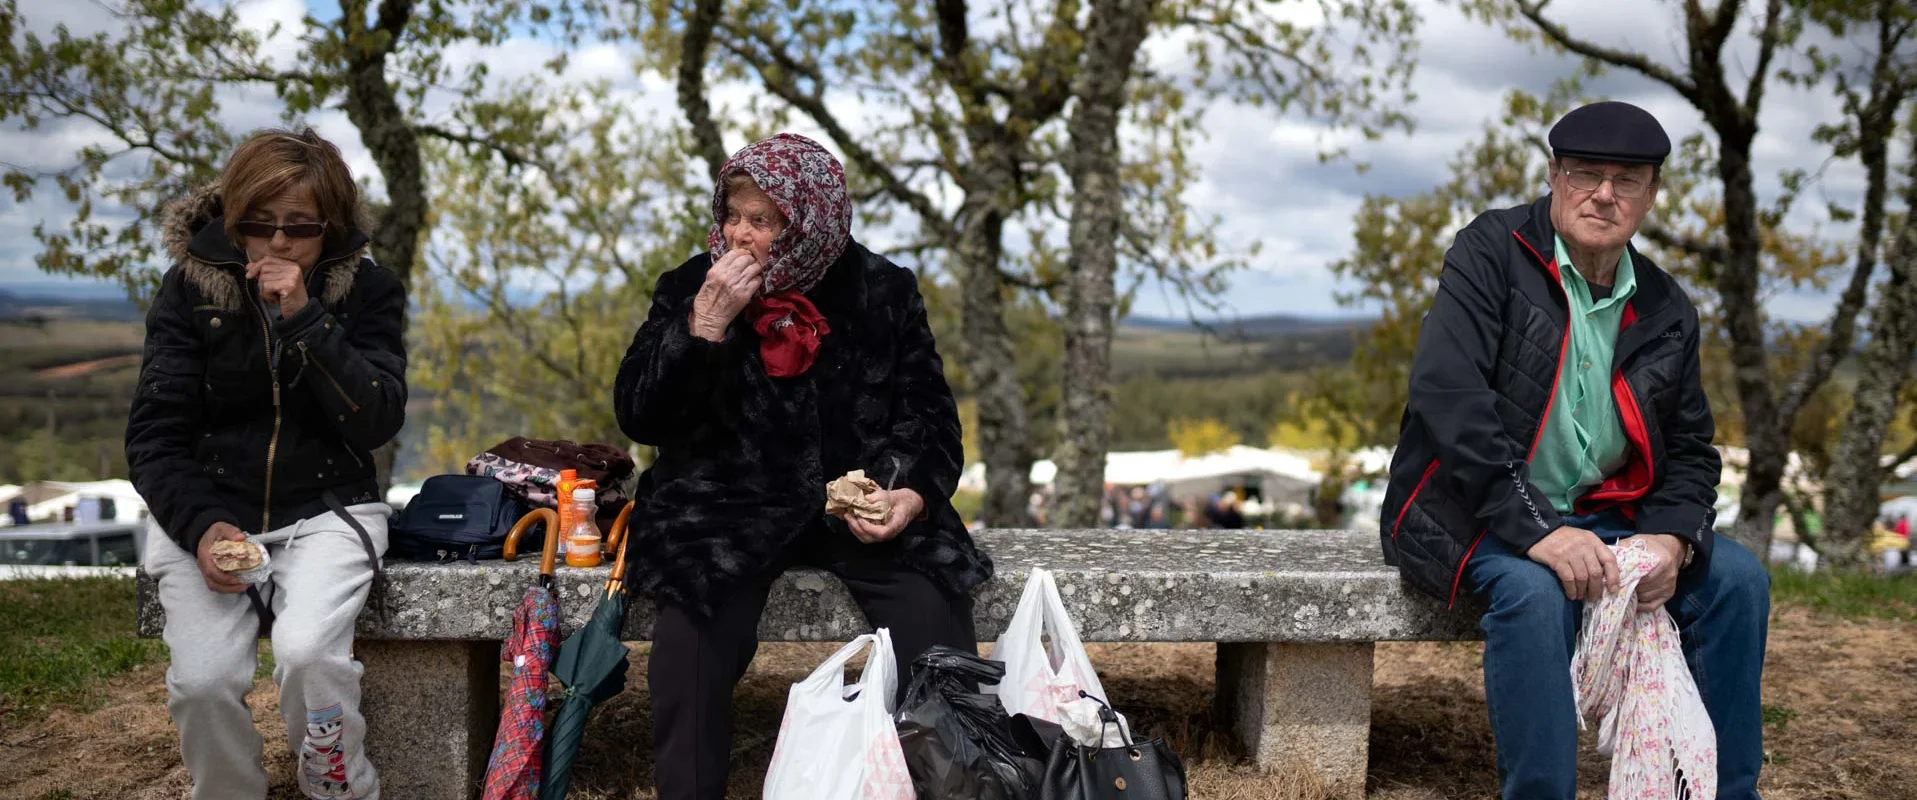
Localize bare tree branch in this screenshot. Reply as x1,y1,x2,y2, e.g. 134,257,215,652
1007,0,1083,123
1640,222,1725,262
1779,3,1913,423
932,0,985,108
1513,0,1698,99
1890,437,1917,477
1744,0,1785,117
15,88,218,171
713,25,955,241
413,124,544,171
677,0,729,180
997,265,1061,292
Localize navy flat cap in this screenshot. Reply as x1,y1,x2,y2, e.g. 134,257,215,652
1548,101,1671,166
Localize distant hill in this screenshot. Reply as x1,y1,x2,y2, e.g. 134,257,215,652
1122,313,1368,339
1112,313,1371,378
0,288,142,323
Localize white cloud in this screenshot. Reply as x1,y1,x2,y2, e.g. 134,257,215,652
0,0,1888,329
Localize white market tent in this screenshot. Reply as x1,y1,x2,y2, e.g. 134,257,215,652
964,445,1324,506
12,479,148,525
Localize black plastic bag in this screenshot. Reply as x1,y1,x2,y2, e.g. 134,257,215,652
896,647,1050,799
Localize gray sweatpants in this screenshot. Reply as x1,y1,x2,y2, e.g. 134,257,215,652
143,503,389,800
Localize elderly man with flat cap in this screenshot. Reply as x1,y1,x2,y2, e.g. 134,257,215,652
1380,100,1770,798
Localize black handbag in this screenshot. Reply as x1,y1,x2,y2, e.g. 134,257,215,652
1040,692,1187,800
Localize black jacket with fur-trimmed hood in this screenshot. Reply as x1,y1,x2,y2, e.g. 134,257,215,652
613,240,992,618
126,185,408,554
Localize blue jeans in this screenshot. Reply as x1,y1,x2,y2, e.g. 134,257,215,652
1465,510,1770,799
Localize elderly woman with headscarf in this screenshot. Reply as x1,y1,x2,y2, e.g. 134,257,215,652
613,133,992,798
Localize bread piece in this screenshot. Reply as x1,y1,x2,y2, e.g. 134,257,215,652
825,470,889,522
210,540,265,572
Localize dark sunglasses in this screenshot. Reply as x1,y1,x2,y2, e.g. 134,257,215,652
235,219,329,239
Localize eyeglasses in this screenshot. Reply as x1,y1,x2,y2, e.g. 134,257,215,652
1558,166,1653,200
235,220,328,239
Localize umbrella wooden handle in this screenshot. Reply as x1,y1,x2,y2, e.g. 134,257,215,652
606,515,633,596
605,500,635,553
503,508,559,575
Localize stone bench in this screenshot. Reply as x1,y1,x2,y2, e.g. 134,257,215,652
136,528,1479,799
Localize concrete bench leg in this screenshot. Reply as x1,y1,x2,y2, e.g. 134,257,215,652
1214,642,1374,799
357,640,501,800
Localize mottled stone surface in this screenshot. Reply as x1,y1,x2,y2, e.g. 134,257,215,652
357,640,498,800
137,529,1481,643
133,528,1481,794
1216,642,1374,798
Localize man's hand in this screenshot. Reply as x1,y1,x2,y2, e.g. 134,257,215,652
689,250,762,342
247,257,308,317
1527,525,1621,602
847,488,925,544
1631,534,1687,613
195,522,251,594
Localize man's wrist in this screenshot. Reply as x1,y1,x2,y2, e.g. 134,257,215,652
1650,533,1692,568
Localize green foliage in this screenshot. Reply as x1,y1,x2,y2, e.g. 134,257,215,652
0,0,602,293
1109,369,1309,451
0,577,166,721
405,81,708,478
1312,91,1549,444
1167,416,1240,456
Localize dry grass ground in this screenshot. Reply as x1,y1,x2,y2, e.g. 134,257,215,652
4,585,1916,799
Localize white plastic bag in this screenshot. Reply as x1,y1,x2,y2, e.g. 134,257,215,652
986,567,1130,746
1572,539,1717,800
763,628,915,800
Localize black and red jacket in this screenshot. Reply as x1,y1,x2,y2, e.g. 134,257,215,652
1380,195,1720,605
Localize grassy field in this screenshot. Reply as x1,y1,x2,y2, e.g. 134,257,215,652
0,577,165,720
1767,566,1917,621
4,567,1917,798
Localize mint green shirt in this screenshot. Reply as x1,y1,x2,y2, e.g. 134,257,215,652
1530,236,1637,514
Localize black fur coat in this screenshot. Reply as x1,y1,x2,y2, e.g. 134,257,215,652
613,239,992,616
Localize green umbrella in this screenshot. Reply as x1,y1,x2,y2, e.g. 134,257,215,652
538,507,634,800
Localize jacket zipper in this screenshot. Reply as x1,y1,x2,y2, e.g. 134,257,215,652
297,340,361,413
253,293,282,536
210,253,355,533
1448,234,1575,608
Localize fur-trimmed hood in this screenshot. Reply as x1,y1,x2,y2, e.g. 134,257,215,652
161,183,372,312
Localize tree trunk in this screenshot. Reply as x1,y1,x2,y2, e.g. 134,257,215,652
1051,0,1154,529
676,0,728,181
342,0,425,491
958,176,1035,527
1711,128,1785,559
1820,141,1917,567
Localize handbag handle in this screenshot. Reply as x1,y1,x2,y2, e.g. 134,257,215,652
1078,691,1132,747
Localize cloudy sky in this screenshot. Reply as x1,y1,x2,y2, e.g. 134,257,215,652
0,0,1881,323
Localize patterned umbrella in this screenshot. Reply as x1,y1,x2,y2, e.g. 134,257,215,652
481,509,562,800
538,502,636,800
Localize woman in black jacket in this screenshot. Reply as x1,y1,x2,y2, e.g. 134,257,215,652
127,127,406,799
614,133,990,799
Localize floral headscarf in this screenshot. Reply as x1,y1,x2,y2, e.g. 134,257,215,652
706,133,852,377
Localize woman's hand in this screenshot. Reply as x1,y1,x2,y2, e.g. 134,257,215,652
847,488,924,544
689,250,763,342
195,522,251,594
247,256,308,317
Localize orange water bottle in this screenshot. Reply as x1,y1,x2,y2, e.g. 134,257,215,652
564,486,603,568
